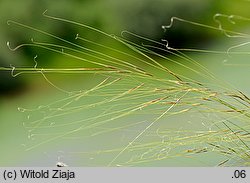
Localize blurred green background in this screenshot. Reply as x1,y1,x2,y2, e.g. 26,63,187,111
0,0,250,166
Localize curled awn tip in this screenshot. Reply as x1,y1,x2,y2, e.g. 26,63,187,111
7,41,31,51
213,13,224,30
75,33,79,40
33,55,38,69
161,39,170,49
6,41,15,51
162,16,177,30
10,64,20,77
6,20,13,26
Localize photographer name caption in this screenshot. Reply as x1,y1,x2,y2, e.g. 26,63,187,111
1,168,249,183
2,169,75,181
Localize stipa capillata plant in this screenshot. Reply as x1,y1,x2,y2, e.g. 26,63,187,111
2,10,250,166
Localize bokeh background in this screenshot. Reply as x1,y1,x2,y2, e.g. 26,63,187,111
0,0,250,166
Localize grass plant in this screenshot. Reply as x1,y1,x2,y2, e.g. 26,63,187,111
1,11,249,166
